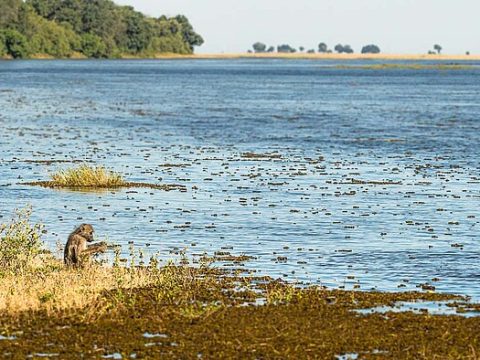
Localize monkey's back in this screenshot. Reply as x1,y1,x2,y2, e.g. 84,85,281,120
64,233,87,266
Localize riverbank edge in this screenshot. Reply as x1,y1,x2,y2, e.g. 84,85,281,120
1,264,479,359
1,52,480,61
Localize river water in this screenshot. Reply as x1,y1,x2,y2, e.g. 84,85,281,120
0,59,479,298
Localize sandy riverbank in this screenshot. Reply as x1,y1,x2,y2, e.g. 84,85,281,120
150,52,480,61
3,52,477,61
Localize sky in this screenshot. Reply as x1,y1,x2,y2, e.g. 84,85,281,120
116,0,479,54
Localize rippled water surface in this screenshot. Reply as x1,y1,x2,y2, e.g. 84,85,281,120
1,59,479,298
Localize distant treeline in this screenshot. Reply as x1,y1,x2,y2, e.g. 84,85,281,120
252,42,470,56
251,42,381,54
0,0,203,59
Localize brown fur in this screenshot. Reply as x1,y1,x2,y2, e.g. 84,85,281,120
64,224,107,267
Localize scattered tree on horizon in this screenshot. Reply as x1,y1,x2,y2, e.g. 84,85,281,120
299,46,305,52
434,44,442,54
252,42,267,53
334,44,354,54
318,42,328,53
277,44,296,53
267,46,275,53
307,49,315,54
361,44,381,54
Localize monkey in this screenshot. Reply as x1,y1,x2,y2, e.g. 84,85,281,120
64,224,107,267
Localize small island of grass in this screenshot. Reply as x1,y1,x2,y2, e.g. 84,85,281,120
50,164,126,188
23,164,186,191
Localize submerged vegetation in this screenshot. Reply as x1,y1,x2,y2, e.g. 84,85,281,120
336,63,475,70
0,0,203,59
0,208,480,358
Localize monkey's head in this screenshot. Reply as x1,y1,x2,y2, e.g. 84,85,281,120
77,224,94,242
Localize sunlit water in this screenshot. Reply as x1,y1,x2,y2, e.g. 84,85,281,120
1,59,479,298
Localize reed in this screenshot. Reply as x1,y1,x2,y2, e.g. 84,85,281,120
50,164,126,188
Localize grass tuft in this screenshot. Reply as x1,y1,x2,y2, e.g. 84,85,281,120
50,164,126,188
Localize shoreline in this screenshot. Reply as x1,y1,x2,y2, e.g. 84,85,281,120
1,257,479,358
153,52,480,61
2,52,480,61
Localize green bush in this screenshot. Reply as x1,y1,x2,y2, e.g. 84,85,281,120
0,207,44,274
0,29,30,58
80,33,107,58
29,24,73,57
17,8,80,58
149,35,190,54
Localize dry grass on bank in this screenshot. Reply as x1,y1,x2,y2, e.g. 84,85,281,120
149,52,480,61
0,207,156,315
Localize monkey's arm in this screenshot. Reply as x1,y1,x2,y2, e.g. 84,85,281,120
82,242,108,256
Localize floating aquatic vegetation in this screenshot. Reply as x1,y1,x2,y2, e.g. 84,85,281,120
241,152,282,160
336,63,475,70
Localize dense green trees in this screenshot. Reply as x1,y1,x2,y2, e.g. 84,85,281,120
174,15,203,52
0,33,5,56
0,29,30,58
0,0,22,29
80,33,106,58
0,0,202,58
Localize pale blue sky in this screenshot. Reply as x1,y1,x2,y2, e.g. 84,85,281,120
117,0,479,54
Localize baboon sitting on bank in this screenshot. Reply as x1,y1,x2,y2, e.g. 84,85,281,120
64,224,107,267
